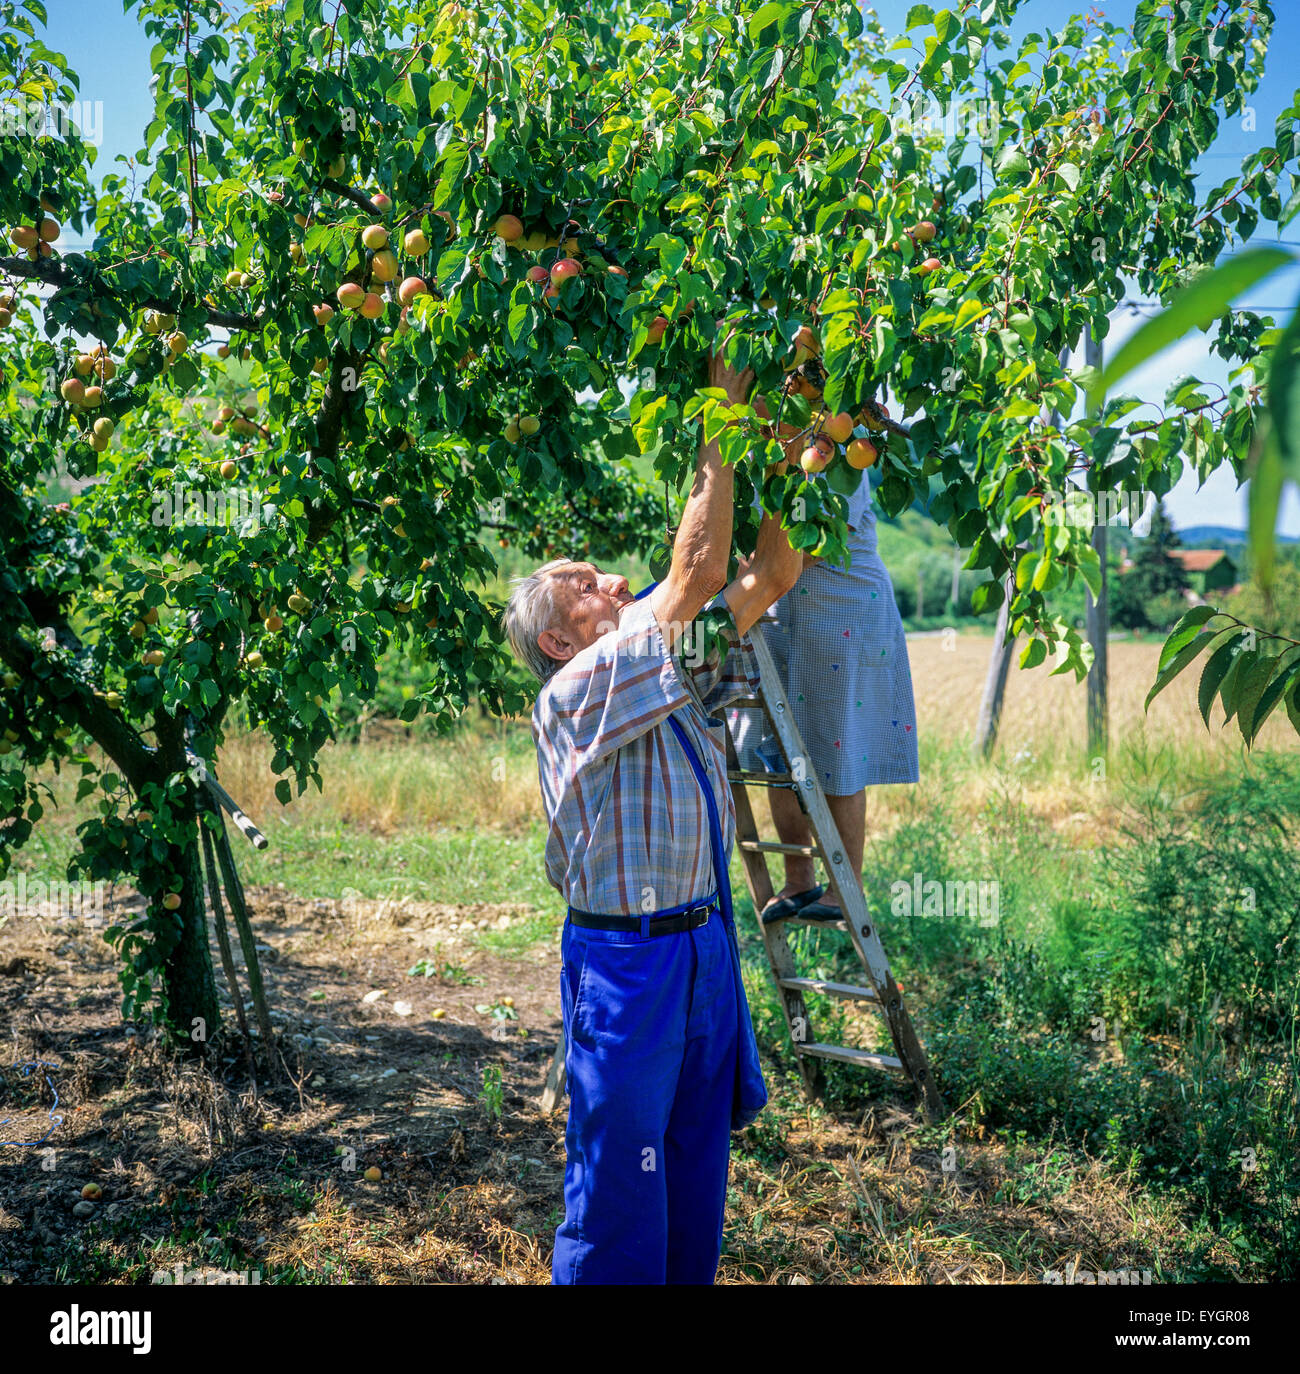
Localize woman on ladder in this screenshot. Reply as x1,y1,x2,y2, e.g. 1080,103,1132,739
730,453,919,923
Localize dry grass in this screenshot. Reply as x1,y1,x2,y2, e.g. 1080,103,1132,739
909,632,1295,760
209,633,1294,842
216,723,541,838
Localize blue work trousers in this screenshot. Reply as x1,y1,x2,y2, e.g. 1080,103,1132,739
552,911,758,1284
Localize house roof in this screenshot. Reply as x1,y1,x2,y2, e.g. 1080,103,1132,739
1171,549,1232,572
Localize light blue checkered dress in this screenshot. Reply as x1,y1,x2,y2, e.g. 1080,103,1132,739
729,476,919,794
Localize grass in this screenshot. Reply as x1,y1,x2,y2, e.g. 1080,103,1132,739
10,630,1300,1282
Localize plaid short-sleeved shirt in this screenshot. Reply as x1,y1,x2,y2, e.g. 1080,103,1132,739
532,593,760,916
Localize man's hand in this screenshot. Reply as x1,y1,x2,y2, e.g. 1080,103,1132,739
708,334,755,406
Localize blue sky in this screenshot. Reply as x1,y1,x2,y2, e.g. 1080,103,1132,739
35,0,1300,535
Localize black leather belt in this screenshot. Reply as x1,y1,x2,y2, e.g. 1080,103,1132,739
568,899,717,936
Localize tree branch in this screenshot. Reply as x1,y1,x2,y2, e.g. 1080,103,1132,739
0,579,158,794
0,253,260,332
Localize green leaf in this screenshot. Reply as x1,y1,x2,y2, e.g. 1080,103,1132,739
648,233,688,275
1198,633,1244,726
1145,620,1227,711
953,299,991,331
1234,652,1281,745
1019,637,1047,669
1267,290,1300,484
1243,649,1300,743
748,1,783,41
970,578,1004,614
1157,604,1218,671
632,394,668,454
1247,429,1284,592
1094,247,1293,403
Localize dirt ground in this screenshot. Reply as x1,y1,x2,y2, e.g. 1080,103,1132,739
0,887,1187,1285
0,887,572,1283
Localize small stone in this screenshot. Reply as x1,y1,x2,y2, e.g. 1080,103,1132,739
72,1201,95,1219
392,1000,413,1017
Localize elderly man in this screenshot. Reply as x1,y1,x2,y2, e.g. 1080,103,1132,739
503,346,801,1285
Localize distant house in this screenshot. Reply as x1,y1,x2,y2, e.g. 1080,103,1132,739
1171,549,1237,596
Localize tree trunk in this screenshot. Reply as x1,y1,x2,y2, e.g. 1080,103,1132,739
974,581,1015,759
160,819,220,1050
1086,522,1109,759
1083,327,1109,760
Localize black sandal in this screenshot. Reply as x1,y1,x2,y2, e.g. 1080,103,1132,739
760,884,826,926
793,898,845,923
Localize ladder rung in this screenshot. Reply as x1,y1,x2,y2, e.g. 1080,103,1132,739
795,1043,903,1071
740,840,819,857
779,977,879,1003
728,697,766,710
728,770,793,785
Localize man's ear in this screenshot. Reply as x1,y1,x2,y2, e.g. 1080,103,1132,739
537,628,573,664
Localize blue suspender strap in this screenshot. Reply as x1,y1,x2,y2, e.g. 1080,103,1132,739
664,710,767,1131
664,715,731,926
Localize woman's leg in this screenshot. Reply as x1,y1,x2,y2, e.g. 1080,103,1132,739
768,784,817,901
769,785,867,910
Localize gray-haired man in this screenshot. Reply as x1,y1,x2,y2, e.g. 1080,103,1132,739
503,346,800,1284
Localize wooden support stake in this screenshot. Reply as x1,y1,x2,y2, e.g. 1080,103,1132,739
199,813,258,1093
212,811,279,1083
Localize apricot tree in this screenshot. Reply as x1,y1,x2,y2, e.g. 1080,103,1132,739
0,0,1294,1042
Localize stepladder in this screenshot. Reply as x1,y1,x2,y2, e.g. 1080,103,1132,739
724,626,942,1118
539,624,943,1120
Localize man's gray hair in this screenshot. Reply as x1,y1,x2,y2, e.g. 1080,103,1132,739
503,557,573,683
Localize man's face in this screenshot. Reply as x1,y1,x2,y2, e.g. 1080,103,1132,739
536,562,634,667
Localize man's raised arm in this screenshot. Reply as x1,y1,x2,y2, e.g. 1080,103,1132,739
723,499,803,637
649,343,754,649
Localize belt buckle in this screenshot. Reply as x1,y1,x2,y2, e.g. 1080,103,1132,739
686,902,712,929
